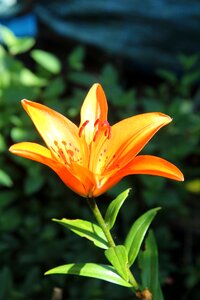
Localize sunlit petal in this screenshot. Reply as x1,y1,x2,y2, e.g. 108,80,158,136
9,142,53,163
79,83,108,144
124,155,184,181
105,112,172,171
9,142,87,196
22,100,79,150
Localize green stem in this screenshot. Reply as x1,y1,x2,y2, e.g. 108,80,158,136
87,197,139,290
87,197,115,248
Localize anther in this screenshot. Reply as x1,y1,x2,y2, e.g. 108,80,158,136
94,118,100,127
102,121,111,139
79,120,89,137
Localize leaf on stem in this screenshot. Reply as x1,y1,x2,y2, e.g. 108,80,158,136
104,245,129,281
53,218,109,249
45,263,132,287
125,207,161,267
138,230,164,300
105,188,131,230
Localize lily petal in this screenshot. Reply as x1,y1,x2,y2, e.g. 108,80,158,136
9,142,53,163
105,112,172,171
79,83,108,144
22,100,79,150
92,154,184,197
9,142,87,196
125,155,184,181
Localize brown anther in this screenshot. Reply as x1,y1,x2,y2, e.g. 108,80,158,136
79,120,89,137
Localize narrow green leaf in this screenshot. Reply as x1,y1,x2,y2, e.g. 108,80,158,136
53,218,109,249
125,207,160,266
105,245,129,281
45,263,132,287
31,50,61,74
138,230,164,300
105,188,131,230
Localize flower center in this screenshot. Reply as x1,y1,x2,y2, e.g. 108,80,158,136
51,119,112,173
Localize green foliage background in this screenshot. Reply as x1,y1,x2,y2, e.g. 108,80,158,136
0,28,200,299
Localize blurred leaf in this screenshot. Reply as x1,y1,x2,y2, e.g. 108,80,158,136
178,54,199,70
180,71,200,87
0,26,35,55
43,77,65,99
186,179,200,194
19,68,46,86
68,71,97,86
105,188,130,230
0,191,17,209
104,245,129,281
24,171,45,195
45,263,132,287
31,50,61,74
0,169,13,187
125,208,160,267
156,69,177,84
68,46,85,71
0,267,13,300
53,218,109,249
138,231,164,300
9,37,35,55
10,127,29,142
0,26,17,48
0,134,6,152
101,64,118,85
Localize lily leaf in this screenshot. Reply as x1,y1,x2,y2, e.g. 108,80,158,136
45,263,132,287
138,230,164,300
31,50,61,74
105,188,131,230
53,218,109,249
104,245,129,281
125,207,160,267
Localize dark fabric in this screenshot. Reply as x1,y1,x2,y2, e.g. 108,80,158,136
34,0,200,69
1,0,200,69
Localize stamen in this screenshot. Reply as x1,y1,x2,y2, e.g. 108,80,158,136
93,120,111,142
79,120,89,137
94,118,100,127
93,130,99,142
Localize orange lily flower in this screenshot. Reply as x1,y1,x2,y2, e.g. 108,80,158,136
9,83,183,197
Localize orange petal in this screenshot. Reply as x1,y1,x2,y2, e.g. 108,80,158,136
9,142,87,196
79,83,108,144
105,112,172,171
21,99,79,150
125,155,184,181
9,142,53,164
